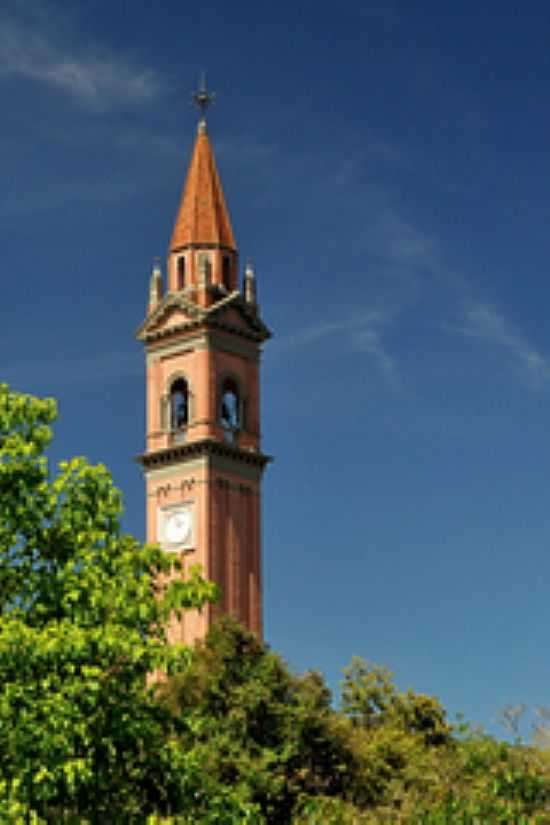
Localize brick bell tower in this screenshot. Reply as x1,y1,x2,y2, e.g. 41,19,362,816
136,84,271,644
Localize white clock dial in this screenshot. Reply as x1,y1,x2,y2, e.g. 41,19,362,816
164,509,192,546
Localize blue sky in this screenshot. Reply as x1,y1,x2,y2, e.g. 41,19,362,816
2,0,550,738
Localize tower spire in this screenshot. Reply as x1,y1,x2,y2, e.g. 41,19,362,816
167,78,237,303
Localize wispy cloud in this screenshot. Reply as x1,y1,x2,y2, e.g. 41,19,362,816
453,303,550,388
352,323,398,384
320,153,438,285
375,207,436,269
0,13,163,110
276,311,399,385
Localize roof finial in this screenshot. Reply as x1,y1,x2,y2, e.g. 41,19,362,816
244,258,257,309
148,257,163,312
192,72,215,132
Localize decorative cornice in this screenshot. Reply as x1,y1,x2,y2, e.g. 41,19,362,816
136,438,273,472
171,242,236,253
137,290,272,344
136,292,205,340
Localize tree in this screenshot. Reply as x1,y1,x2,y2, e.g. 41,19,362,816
340,659,549,822
2,384,549,824
0,384,255,823
341,657,453,746
161,617,356,824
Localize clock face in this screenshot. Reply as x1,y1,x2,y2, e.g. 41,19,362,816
163,507,193,549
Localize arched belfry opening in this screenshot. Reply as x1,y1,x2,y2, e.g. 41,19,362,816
170,377,189,430
220,377,241,441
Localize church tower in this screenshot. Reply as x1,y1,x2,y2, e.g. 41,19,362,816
137,88,271,644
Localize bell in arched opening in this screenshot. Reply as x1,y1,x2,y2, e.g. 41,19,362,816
220,377,240,442
170,378,189,430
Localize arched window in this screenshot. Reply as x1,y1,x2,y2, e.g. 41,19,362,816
220,377,240,435
177,256,186,290
222,256,231,291
170,378,189,430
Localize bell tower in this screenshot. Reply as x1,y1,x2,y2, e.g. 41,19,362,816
137,86,271,644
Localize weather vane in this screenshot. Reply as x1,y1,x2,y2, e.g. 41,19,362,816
192,72,215,122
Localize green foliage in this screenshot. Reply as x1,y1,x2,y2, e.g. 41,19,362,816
0,384,233,822
342,657,453,746
338,657,455,812
1,384,550,824
406,793,547,825
161,617,355,824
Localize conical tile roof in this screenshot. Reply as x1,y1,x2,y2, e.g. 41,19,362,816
170,122,236,252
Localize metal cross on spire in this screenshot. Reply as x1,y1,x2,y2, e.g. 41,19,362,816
192,72,215,125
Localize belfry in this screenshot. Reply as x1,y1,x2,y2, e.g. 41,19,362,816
137,85,271,644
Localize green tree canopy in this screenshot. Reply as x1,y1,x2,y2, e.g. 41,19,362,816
161,616,355,824
0,384,248,823
1,383,549,824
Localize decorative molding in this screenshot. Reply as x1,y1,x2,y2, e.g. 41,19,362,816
145,460,205,480
146,475,260,497
171,242,237,253
146,334,207,362
137,291,272,345
137,437,272,476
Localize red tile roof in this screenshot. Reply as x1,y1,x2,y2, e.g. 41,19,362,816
170,123,236,252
